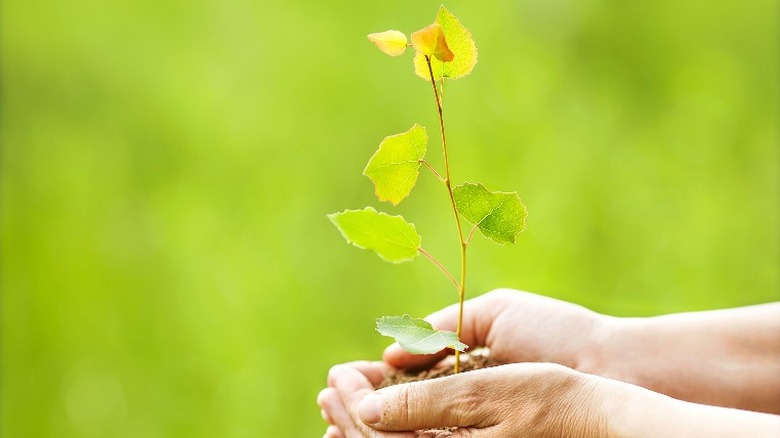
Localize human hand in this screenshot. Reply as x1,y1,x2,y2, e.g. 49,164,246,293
318,360,780,438
386,290,780,414
383,289,609,373
319,360,618,437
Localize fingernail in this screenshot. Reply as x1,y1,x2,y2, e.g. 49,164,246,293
358,392,383,424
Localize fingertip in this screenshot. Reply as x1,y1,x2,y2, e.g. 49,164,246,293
317,387,338,410
320,409,332,424
383,343,447,370
326,364,346,387
324,425,344,438
382,342,405,363
329,363,375,396
317,387,330,407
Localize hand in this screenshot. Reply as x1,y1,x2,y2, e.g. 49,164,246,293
318,361,780,438
383,289,608,373
385,290,780,413
318,360,612,438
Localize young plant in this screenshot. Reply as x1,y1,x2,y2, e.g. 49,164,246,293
329,6,527,373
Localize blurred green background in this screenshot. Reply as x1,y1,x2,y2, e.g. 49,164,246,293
2,0,778,436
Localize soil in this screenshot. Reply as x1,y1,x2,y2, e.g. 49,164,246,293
375,353,505,437
377,353,503,388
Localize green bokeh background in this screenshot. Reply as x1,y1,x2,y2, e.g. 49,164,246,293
2,0,778,436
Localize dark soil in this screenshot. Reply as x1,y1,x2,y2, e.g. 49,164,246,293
375,353,505,438
378,353,503,388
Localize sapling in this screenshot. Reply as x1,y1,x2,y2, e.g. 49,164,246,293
329,6,527,374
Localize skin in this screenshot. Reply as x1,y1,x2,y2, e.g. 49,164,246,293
317,289,780,437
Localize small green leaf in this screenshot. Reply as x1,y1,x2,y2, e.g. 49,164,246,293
328,207,421,263
376,314,468,354
454,182,527,245
414,6,477,81
363,124,428,205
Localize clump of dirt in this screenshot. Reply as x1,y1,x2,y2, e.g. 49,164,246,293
375,353,505,437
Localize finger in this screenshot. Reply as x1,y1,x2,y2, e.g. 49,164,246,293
383,342,450,372
318,386,363,437
317,389,334,424
358,367,505,431
340,361,394,388
328,362,391,388
330,365,417,438
329,364,377,409
384,293,504,369
322,409,333,425
324,425,345,438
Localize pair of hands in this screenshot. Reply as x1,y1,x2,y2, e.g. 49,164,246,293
318,289,780,437
317,290,620,437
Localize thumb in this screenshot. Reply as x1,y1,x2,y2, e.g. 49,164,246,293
357,368,502,431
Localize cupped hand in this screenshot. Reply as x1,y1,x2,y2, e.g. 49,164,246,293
384,289,609,373
319,360,618,438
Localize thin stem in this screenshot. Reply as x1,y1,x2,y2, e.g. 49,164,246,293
465,223,479,245
439,77,445,107
418,247,460,291
419,160,446,184
425,55,468,374
425,57,455,189
456,243,466,372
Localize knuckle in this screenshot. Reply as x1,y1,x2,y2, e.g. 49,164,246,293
392,384,412,427
452,376,493,427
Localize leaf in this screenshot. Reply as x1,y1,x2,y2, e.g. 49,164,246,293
414,6,478,81
328,207,421,263
367,30,408,57
410,24,454,62
453,182,527,245
376,315,468,354
363,124,428,205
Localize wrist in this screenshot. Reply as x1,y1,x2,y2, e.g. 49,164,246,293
573,312,622,378
577,314,659,392
598,377,681,437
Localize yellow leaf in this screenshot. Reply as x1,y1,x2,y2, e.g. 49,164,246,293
367,30,408,57
414,6,477,81
410,24,454,62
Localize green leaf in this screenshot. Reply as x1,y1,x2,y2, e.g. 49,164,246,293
363,124,428,205
328,207,421,263
414,6,478,81
453,182,527,245
376,314,468,354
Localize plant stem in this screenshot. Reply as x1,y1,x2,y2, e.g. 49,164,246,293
465,223,479,245
418,247,460,291
419,160,446,184
425,56,468,374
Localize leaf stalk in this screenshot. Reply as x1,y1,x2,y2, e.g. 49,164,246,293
419,160,446,184
418,247,460,291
